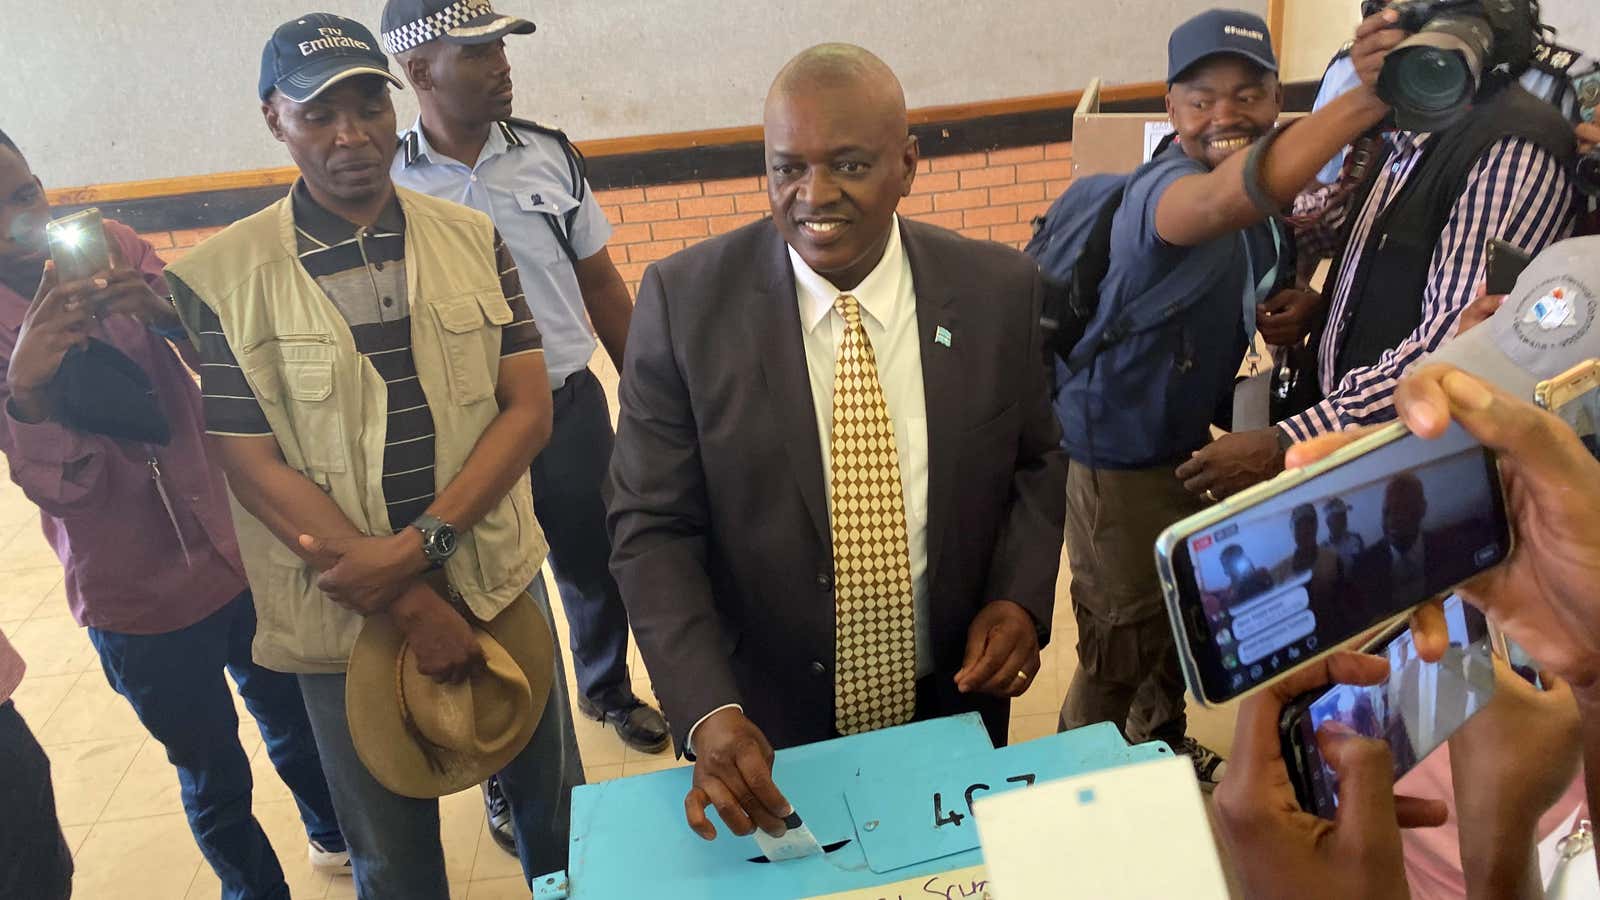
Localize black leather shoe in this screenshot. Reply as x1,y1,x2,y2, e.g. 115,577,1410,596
482,777,517,856
577,695,671,754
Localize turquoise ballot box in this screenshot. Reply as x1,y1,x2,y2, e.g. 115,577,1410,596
555,715,1171,899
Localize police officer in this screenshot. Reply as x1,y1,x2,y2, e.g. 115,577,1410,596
379,0,668,853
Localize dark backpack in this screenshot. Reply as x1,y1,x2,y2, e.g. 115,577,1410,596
1024,172,1128,373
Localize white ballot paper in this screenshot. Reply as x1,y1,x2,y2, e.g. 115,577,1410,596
753,810,825,861
972,755,1229,899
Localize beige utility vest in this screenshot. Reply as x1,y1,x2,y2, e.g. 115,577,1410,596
168,185,547,673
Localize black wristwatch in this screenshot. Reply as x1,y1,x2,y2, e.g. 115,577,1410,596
410,514,458,570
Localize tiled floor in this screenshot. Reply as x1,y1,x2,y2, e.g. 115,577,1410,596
3,354,1238,899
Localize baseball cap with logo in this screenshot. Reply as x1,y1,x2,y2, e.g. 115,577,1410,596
1168,9,1279,84
1425,235,1600,401
380,0,535,56
259,13,404,103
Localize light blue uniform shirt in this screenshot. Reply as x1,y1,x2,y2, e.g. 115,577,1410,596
391,118,612,388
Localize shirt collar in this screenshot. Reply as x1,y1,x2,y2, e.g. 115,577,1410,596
789,215,906,334
291,180,405,247
1386,131,1430,157
404,117,514,170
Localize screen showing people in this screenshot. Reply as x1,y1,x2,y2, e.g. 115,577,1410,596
1186,424,1504,696
1303,595,1496,814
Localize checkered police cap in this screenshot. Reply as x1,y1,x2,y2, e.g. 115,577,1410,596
380,0,535,55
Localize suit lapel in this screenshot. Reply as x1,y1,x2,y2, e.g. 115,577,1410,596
901,221,962,586
746,224,831,547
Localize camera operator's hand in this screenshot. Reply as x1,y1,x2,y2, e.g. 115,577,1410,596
1351,7,1409,92
1214,651,1448,900
1577,122,1599,157
1258,288,1326,347
7,261,95,423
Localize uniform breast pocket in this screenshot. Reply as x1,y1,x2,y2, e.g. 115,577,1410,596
432,293,513,406
245,336,349,475
514,191,577,267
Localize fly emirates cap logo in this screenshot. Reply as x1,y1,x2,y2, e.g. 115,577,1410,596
300,27,373,56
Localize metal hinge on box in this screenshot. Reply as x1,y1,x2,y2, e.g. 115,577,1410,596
531,870,569,899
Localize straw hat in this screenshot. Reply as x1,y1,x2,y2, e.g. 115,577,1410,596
346,592,553,799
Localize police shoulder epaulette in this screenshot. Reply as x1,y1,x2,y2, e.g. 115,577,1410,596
399,128,422,167
1533,41,1584,77
500,118,588,203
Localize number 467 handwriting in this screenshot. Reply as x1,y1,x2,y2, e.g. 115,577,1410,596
932,773,1036,828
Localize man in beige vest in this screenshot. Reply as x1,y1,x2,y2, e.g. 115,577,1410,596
168,14,580,898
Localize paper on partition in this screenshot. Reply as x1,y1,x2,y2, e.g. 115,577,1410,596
1143,121,1176,162
972,756,1229,899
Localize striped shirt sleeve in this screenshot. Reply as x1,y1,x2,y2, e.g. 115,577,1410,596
169,274,273,437
494,230,543,358
1279,138,1574,442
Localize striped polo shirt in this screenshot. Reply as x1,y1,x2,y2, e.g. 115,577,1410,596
173,182,542,531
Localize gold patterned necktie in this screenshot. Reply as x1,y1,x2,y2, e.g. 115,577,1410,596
829,293,918,735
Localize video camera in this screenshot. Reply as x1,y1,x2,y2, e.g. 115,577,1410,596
1361,0,1540,131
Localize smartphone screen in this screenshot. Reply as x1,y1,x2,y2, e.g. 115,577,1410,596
1295,595,1496,817
46,209,112,283
1169,422,1509,704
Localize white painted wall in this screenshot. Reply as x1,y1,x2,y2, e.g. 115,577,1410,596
0,0,1267,188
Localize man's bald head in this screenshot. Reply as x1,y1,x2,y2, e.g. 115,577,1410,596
766,43,908,135
762,44,918,291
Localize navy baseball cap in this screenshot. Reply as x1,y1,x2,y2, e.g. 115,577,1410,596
259,13,403,102
380,0,535,56
1168,9,1279,84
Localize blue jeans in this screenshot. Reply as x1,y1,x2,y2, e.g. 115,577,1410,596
88,591,344,900
297,580,585,898
533,368,633,709
0,700,73,900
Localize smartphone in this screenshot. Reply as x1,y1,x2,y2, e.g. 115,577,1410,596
1485,238,1534,296
1156,420,1511,707
1536,359,1600,462
45,208,112,283
1279,594,1497,818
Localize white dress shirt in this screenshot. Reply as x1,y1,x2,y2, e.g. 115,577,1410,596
688,218,931,752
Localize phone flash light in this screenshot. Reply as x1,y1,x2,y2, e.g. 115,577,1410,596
56,225,83,248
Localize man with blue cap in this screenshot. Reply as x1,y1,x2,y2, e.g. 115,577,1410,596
1055,8,1417,788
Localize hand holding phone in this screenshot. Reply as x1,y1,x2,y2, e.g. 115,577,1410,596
1280,595,1498,818
1214,651,1445,900
5,262,95,422
1484,238,1533,297
1157,420,1510,707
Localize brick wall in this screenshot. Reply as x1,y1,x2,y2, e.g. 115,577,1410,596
142,140,1075,297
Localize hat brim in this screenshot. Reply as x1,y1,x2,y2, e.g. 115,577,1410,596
1168,49,1279,85
274,60,405,103
439,12,536,45
346,592,554,799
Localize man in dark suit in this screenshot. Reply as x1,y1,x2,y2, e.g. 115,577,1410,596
607,43,1066,841
1350,473,1498,617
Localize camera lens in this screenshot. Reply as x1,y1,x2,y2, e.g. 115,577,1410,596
1386,46,1473,117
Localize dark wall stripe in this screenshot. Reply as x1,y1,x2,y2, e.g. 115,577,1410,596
60,81,1322,234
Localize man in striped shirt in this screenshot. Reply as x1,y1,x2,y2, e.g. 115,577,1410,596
1177,26,1577,500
